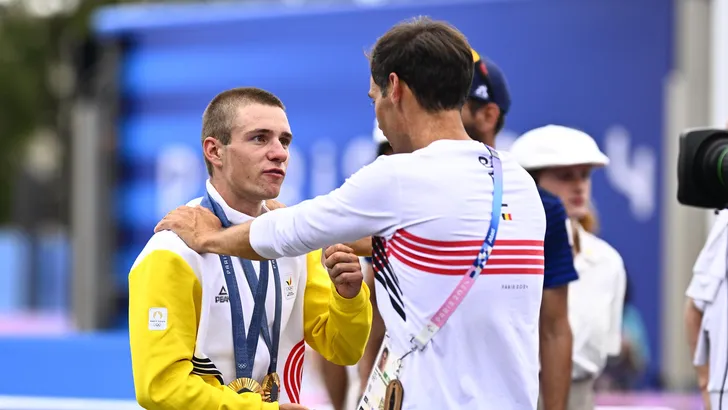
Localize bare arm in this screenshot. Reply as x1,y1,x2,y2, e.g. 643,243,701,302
345,237,374,257
685,297,709,390
357,262,386,392
539,285,572,410
203,220,262,260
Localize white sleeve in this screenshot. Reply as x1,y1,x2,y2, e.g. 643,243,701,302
606,258,627,355
249,156,403,259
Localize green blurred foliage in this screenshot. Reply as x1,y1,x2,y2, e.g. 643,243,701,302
0,0,144,223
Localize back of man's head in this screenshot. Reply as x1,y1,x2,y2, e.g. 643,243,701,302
201,87,285,175
369,16,473,113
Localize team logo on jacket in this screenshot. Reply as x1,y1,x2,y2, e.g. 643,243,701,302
215,286,229,303
284,275,295,300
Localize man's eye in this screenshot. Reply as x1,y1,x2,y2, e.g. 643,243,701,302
253,135,265,142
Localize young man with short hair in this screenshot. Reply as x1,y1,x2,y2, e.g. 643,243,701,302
129,87,372,410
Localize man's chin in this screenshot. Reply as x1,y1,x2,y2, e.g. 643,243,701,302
262,187,282,200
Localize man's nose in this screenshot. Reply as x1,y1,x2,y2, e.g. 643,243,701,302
267,139,289,163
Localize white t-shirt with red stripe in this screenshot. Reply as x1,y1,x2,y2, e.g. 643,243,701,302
251,139,546,410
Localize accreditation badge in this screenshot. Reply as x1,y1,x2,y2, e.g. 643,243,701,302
357,333,405,410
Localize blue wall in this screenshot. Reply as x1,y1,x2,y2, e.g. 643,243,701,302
0,332,134,399
95,0,672,383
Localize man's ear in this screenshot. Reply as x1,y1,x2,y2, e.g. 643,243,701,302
476,103,501,131
203,137,223,169
388,72,402,104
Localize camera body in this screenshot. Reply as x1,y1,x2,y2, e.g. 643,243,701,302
677,128,728,209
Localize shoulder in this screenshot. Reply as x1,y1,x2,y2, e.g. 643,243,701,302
340,154,404,189
130,230,205,280
499,151,540,193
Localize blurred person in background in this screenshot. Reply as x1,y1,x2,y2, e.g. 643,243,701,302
315,123,391,410
596,277,651,392
685,205,728,410
156,17,548,410
460,49,579,410
509,125,627,410
129,87,372,410
684,121,728,410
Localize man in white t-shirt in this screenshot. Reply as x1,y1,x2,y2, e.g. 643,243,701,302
156,16,546,410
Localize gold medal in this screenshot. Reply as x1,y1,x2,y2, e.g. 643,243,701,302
261,372,281,402
227,377,262,395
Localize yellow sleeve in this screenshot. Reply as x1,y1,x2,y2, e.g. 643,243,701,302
129,248,278,410
302,249,373,366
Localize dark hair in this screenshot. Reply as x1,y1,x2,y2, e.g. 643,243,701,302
369,16,474,113
377,141,393,157
201,87,285,175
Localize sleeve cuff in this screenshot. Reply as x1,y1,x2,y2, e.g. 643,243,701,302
329,282,370,314
542,270,579,289
249,215,280,260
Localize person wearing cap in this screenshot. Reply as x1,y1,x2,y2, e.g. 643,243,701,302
460,49,511,147
509,125,627,410
461,50,579,410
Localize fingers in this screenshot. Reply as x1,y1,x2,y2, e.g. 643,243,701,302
328,261,361,279
324,250,359,270
193,205,217,219
265,199,287,211
154,206,218,234
324,243,354,259
154,206,192,233
332,270,364,289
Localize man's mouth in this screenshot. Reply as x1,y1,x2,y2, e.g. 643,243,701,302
264,168,286,177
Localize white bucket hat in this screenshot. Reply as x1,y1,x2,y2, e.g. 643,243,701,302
509,124,609,170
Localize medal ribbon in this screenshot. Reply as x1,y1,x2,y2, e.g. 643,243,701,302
200,192,282,387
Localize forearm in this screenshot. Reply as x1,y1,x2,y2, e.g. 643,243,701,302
685,298,703,360
346,237,373,257
134,368,278,410
685,298,709,389
358,307,385,389
358,270,384,388
539,321,573,410
202,221,264,260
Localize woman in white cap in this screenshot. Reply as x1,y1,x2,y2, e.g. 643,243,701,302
509,125,627,410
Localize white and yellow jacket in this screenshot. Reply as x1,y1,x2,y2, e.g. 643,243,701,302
128,182,372,410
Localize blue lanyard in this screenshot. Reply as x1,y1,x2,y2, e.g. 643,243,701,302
200,192,282,379
474,145,503,269
411,145,503,350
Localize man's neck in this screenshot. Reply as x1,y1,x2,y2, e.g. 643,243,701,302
482,132,496,148
405,109,471,151
210,178,264,217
